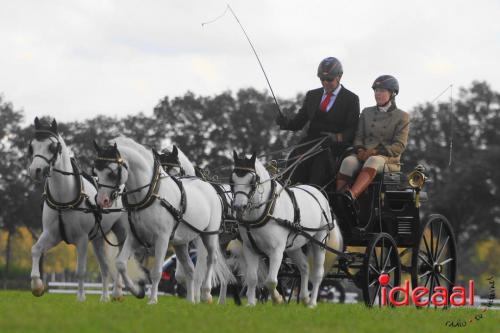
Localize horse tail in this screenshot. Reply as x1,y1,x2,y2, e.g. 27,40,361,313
212,240,236,287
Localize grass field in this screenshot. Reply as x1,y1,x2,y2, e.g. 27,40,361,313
0,291,498,333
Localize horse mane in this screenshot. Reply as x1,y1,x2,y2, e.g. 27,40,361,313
110,136,152,162
254,158,270,182
175,147,196,176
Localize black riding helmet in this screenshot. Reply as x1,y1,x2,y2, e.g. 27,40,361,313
372,75,399,95
317,57,343,80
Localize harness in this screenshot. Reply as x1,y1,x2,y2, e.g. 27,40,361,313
231,164,339,257
42,158,101,244
96,153,220,249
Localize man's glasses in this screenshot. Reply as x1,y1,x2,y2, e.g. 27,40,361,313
321,77,335,82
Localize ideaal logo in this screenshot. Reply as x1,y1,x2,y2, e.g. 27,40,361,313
378,273,474,307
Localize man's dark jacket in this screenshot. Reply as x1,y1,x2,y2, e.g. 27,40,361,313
283,85,360,143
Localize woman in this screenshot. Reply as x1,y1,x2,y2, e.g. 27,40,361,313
336,75,410,208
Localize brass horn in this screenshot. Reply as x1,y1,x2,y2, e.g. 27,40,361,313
408,170,427,189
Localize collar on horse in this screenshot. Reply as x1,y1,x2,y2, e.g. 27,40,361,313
42,158,102,245
236,177,278,229
43,158,87,211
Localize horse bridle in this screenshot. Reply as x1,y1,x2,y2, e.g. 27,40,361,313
28,131,62,169
230,166,261,206
93,156,128,201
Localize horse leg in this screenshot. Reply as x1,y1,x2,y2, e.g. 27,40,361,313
116,236,145,299
75,237,89,302
265,247,285,305
218,282,227,305
30,231,59,297
308,243,326,308
287,248,310,305
148,235,170,305
241,243,260,306
110,219,127,301
200,234,219,303
91,238,110,302
174,244,195,303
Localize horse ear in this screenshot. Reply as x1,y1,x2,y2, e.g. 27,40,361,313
93,140,101,153
34,117,41,129
172,145,178,157
51,119,58,133
250,152,257,164
152,148,160,158
233,150,239,161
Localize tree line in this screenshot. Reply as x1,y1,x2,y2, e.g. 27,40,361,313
1,81,499,288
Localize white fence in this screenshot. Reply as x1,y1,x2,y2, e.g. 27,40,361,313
48,281,164,296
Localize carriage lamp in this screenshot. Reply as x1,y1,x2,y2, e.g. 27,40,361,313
408,165,427,208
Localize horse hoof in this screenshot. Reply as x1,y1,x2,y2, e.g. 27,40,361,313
77,295,86,302
245,303,256,307
301,297,311,306
100,295,110,303
202,295,213,304
111,295,125,302
307,303,317,309
272,296,283,305
136,280,146,299
147,299,158,305
31,278,45,297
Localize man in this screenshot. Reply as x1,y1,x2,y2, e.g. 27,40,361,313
276,57,360,186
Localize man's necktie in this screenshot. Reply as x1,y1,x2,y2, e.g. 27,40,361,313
320,92,333,112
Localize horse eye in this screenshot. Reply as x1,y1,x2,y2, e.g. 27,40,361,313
108,171,119,181
49,143,59,154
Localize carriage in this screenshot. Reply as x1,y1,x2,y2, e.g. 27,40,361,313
273,163,458,307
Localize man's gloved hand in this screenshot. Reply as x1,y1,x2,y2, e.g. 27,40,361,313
275,113,288,129
320,132,335,149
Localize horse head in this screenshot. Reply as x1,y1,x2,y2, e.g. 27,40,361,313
231,150,266,216
157,145,183,176
28,117,63,182
93,140,128,208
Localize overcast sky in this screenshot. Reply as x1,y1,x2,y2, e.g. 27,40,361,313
1,0,499,124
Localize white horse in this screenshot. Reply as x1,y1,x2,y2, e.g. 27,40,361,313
158,145,242,304
93,137,232,304
27,118,127,302
231,151,343,307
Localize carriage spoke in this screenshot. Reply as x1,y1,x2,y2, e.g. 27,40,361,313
430,223,434,261
369,264,380,275
418,270,432,280
438,273,453,286
369,279,378,288
373,249,381,271
439,257,454,266
371,284,381,306
381,247,393,272
422,235,433,262
434,221,443,260
423,273,432,289
429,273,435,294
418,252,432,267
380,239,385,271
436,236,450,262
386,266,397,275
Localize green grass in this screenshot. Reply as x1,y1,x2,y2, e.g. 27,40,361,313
0,291,498,333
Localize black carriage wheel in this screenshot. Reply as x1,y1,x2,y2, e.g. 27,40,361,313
411,214,457,308
362,233,401,307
